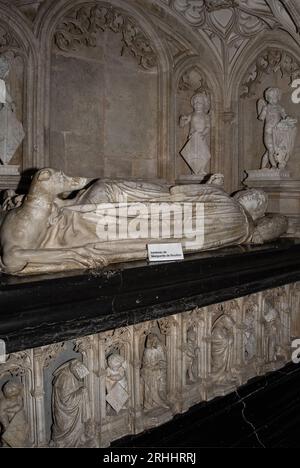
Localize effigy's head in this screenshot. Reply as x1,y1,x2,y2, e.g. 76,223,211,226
265,87,281,104
191,92,210,113
234,189,268,221
30,168,88,197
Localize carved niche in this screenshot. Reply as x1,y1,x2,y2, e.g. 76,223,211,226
98,327,133,446
210,301,240,387
0,351,32,448
0,25,26,176
261,290,290,368
243,295,260,365
238,47,300,181
135,319,177,429
50,2,160,180
53,4,157,70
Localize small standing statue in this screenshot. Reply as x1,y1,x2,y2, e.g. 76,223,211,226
0,381,28,447
105,353,129,415
211,314,236,383
0,56,25,172
262,301,281,363
184,327,199,383
257,87,297,170
179,92,211,179
51,359,93,448
141,334,169,411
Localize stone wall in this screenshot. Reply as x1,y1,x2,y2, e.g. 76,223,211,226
0,283,299,448
1,1,300,192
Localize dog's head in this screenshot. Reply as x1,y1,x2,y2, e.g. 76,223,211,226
30,168,88,197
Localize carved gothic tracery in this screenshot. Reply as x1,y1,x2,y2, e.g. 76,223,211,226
0,284,296,447
0,26,19,53
171,0,285,65
53,4,157,70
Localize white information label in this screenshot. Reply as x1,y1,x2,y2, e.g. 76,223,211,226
147,243,184,262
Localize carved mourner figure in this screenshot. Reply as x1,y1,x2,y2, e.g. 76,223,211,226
184,327,199,383
211,314,236,382
106,353,129,414
141,334,169,411
51,359,93,448
179,92,211,177
0,168,287,275
0,381,28,447
244,303,258,362
262,300,281,363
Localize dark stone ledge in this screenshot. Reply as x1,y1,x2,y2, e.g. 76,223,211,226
1,239,300,354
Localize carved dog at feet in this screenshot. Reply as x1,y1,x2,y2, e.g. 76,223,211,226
0,168,89,274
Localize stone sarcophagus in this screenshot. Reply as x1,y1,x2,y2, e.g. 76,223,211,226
1,240,300,447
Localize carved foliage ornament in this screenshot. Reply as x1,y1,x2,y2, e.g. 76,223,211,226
178,67,209,93
241,48,300,98
53,4,157,70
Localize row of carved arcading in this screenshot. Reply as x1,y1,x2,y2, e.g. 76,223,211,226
1,1,300,91
0,283,298,448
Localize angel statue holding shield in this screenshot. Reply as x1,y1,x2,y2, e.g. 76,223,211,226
257,87,297,170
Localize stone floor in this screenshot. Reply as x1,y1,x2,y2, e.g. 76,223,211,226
113,363,300,448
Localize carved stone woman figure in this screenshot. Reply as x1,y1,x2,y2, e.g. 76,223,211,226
0,381,28,447
244,303,258,362
211,314,236,383
262,301,281,363
51,359,91,448
141,334,169,411
184,327,199,383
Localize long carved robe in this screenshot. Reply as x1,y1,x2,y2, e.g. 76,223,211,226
211,318,235,380
142,343,168,410
52,364,87,448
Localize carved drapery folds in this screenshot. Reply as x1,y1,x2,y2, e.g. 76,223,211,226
53,4,157,70
240,48,300,99
0,284,298,447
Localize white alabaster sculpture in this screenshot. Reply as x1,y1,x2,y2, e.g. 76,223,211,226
262,300,282,363
179,92,211,178
0,168,288,275
184,327,199,383
51,359,93,448
0,56,24,174
141,334,169,411
0,381,29,448
106,353,129,414
257,87,297,171
211,314,237,383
